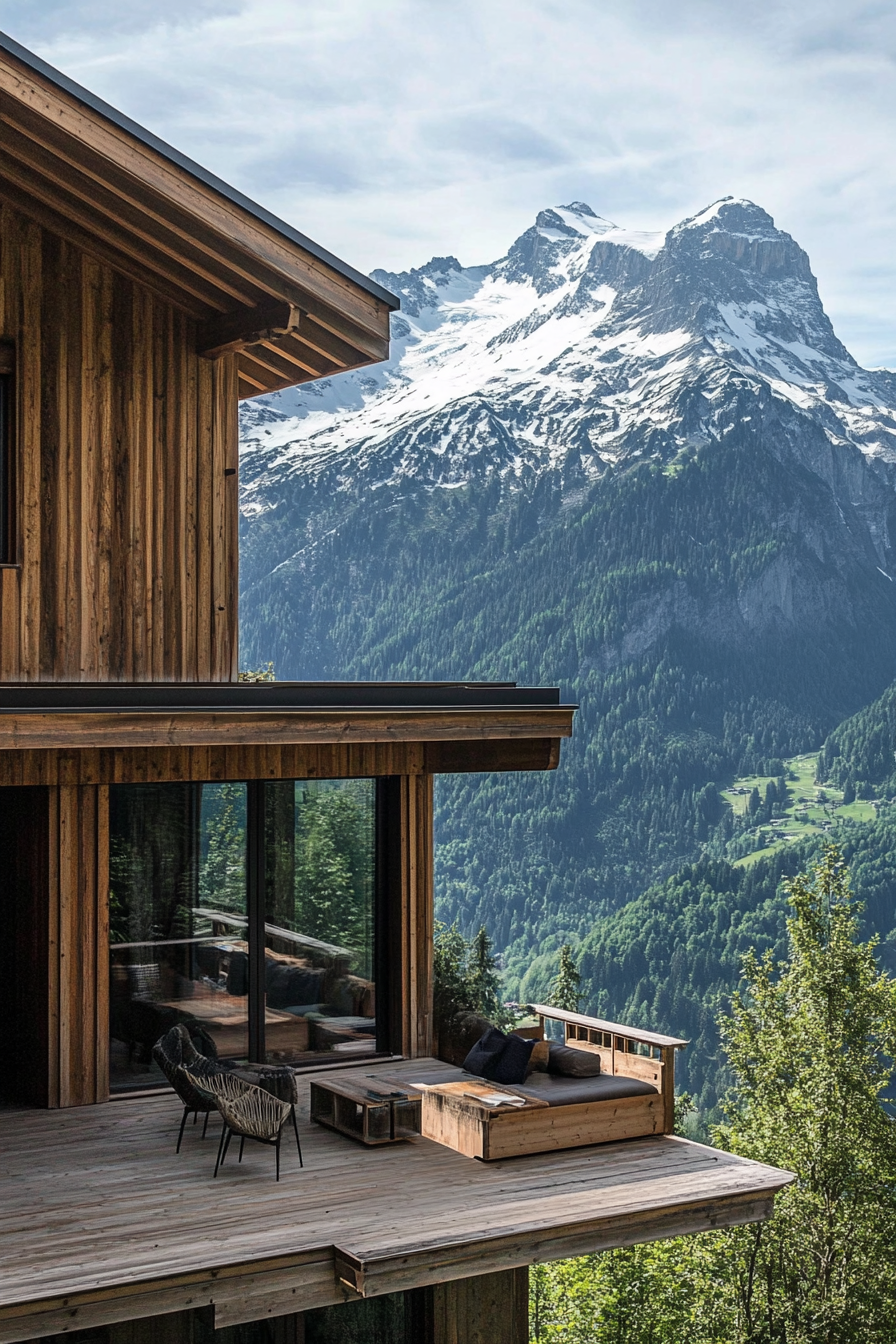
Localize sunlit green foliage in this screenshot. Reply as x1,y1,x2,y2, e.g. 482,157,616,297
530,848,896,1343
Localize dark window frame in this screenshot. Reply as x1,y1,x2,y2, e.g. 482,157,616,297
108,775,399,1090
0,341,15,566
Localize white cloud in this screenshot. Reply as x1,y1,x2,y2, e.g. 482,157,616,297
4,0,896,364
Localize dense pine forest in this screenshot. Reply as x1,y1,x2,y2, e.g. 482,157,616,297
243,427,896,1102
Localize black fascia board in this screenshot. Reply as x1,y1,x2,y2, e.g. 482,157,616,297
0,29,399,312
0,682,573,713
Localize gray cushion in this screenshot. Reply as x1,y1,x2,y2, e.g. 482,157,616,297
547,1043,602,1076
513,1071,657,1107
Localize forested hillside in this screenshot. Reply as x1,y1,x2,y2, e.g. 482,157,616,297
239,200,896,1093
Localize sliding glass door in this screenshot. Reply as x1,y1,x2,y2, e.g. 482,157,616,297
109,778,378,1092
262,780,375,1064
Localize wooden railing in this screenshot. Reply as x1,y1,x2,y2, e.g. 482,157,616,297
530,1005,689,1133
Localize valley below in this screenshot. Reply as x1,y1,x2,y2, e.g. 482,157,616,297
239,196,896,1113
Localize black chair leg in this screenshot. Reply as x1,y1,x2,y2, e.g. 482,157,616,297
214,1124,231,1178
239,1135,245,1163
176,1106,190,1155
202,1110,210,1139
291,1105,303,1168
275,1132,281,1182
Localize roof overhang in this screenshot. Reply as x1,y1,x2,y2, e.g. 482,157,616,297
0,682,575,758
0,30,398,398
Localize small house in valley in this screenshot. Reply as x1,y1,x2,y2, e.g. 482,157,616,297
0,30,791,1344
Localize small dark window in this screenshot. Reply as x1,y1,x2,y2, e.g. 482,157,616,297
0,341,14,564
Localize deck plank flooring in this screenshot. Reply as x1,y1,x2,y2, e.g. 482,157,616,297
0,1061,791,1336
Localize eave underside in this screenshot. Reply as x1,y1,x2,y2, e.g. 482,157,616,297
0,1063,791,1342
0,43,394,397
0,707,574,782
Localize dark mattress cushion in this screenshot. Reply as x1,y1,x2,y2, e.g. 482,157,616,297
513,1071,658,1107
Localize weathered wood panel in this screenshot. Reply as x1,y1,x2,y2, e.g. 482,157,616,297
0,203,238,683
0,737,561,787
0,1081,791,1342
431,1268,528,1344
48,783,109,1107
399,774,434,1059
0,708,572,751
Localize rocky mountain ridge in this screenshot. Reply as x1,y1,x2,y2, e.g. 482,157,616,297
239,198,896,676
236,198,896,1048
241,197,896,518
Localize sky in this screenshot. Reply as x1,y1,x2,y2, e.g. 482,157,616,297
3,0,896,366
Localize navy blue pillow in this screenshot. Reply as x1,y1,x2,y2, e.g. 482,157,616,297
491,1033,536,1084
462,1026,508,1079
462,1028,536,1084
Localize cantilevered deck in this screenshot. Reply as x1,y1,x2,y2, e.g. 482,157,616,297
0,1061,791,1341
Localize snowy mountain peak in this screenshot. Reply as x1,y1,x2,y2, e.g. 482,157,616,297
536,203,616,239
240,200,896,522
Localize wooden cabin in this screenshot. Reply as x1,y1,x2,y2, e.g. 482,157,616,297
0,29,792,1344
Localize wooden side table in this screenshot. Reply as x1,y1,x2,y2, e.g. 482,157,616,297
309,1074,422,1145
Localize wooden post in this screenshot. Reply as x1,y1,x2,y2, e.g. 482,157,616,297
48,782,109,1106
398,773,433,1059
431,1269,528,1344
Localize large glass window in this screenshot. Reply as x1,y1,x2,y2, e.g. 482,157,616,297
263,781,376,1064
109,779,378,1092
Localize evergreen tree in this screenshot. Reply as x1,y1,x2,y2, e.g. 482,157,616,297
550,944,583,1012
467,925,504,1024
530,846,896,1342
713,845,896,1340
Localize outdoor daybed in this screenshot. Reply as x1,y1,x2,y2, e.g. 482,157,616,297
404,1007,687,1160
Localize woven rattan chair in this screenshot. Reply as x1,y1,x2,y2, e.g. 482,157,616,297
152,1024,235,1153
183,1069,303,1181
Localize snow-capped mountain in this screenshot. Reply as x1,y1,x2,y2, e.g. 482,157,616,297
238,196,896,954
239,197,896,535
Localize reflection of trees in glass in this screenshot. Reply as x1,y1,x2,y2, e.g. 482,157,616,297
293,784,374,969
198,783,247,917
108,786,197,944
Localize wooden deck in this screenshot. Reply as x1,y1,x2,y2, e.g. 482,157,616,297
0,1061,792,1341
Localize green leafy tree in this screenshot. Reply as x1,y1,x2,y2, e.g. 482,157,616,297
433,921,476,1034
294,786,374,961
198,783,246,917
529,846,896,1342
549,943,583,1012
712,845,896,1341
433,921,513,1035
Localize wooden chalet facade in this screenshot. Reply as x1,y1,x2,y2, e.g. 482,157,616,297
0,30,791,1344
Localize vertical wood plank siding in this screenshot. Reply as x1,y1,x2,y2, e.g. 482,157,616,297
48,783,109,1107
0,203,238,682
400,773,434,1059
431,1268,529,1344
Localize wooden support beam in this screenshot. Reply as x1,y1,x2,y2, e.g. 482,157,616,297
198,300,301,359
0,707,574,752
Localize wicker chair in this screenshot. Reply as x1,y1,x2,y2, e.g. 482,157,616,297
152,1024,235,1153
183,1069,303,1181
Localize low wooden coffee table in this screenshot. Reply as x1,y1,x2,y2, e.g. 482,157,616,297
309,1074,422,1145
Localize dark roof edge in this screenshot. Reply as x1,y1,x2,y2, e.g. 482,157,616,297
0,28,399,311
0,681,574,712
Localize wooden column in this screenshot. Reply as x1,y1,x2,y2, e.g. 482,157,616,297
430,1269,529,1344
398,773,433,1059
48,782,109,1106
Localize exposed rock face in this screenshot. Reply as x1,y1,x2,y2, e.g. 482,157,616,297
239,196,896,683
